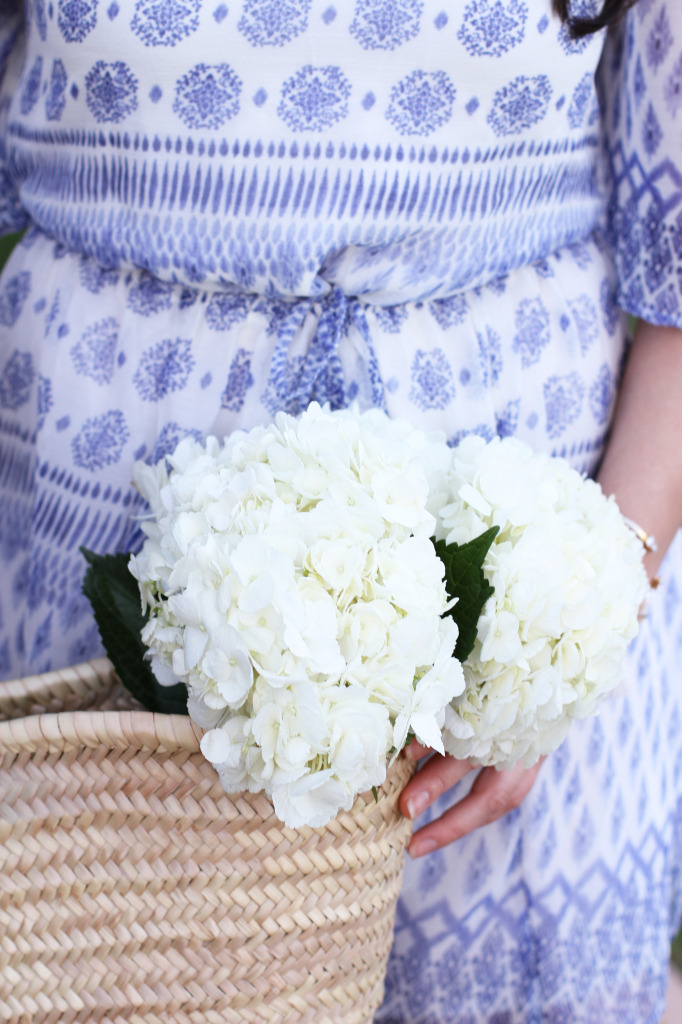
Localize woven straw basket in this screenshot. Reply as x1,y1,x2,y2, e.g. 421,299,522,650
0,660,414,1024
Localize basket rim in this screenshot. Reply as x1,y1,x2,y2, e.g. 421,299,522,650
0,658,201,755
0,655,113,702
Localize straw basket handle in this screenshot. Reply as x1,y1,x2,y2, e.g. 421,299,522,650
0,657,124,720
0,705,203,755
0,658,203,753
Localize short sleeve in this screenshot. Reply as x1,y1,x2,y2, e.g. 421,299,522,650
598,0,682,328
0,0,27,236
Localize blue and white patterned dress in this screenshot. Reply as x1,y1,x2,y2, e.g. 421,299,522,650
1,1,682,1020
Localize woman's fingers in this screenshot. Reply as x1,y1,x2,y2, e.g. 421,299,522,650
402,739,433,762
399,752,474,822
406,757,545,858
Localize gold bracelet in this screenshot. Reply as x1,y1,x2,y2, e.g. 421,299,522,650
622,516,658,555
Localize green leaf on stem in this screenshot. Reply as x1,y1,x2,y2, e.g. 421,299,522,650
432,527,500,663
80,548,188,715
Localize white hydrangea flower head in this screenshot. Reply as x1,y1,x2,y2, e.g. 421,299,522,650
131,402,464,828
435,435,648,769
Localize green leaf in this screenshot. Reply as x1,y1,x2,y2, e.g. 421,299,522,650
80,548,188,715
432,527,500,663
371,786,379,804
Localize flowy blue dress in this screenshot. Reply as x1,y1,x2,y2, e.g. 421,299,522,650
1,1,681,1020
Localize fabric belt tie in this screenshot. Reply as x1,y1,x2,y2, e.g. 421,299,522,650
266,286,386,416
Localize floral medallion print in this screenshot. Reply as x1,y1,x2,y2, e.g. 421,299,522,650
205,293,250,330
589,363,614,425
0,350,35,410
409,347,455,409
477,324,503,386
567,240,594,269
386,69,456,135
568,294,599,354
45,60,68,121
149,422,203,464
71,410,129,471
565,241,593,270
31,0,47,40
349,0,423,51
20,57,42,116
133,338,195,401
278,65,351,131
448,423,495,448
513,297,550,367
127,273,174,316
543,372,585,438
238,0,312,47
261,353,306,417
0,273,31,328
487,74,552,135
221,348,254,411
458,0,527,58
374,305,409,333
429,294,468,329
557,0,599,54
173,64,242,129
568,71,599,128
58,0,97,42
496,398,520,437
70,318,119,385
85,62,138,123
131,0,201,47
79,260,120,295
600,279,620,335
37,375,53,430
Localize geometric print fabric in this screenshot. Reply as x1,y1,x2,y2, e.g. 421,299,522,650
0,2,681,1021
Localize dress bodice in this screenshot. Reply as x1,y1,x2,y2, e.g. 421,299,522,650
1,0,608,299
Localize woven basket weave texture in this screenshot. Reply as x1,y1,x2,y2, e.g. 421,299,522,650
0,661,413,1024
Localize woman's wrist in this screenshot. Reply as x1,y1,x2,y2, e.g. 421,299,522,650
617,515,661,596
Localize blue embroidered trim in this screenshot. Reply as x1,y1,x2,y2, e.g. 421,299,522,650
7,122,600,163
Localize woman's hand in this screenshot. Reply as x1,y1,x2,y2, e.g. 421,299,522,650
400,742,545,858
399,321,682,859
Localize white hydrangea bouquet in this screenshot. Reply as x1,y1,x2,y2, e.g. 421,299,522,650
429,435,649,768
81,408,648,829
85,403,479,828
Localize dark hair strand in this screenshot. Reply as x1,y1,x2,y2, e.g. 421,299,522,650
553,0,639,38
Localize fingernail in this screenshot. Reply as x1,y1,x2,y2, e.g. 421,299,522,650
404,743,419,761
408,838,437,859
406,791,430,819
